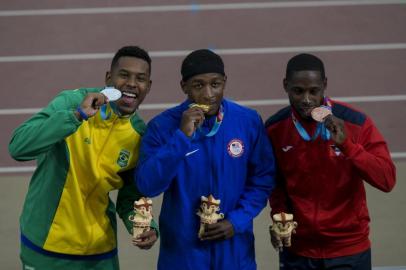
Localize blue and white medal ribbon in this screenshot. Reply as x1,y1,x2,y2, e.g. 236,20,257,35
200,105,224,137
100,104,112,120
292,97,331,141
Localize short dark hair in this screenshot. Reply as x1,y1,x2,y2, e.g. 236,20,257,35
110,46,151,73
286,53,325,80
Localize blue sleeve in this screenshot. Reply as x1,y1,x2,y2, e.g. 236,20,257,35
227,114,276,234
135,120,192,197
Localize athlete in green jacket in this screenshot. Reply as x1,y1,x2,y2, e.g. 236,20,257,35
9,46,158,270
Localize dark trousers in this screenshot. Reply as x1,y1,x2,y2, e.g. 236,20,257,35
279,249,371,270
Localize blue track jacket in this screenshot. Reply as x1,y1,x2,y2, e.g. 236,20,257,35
136,99,276,270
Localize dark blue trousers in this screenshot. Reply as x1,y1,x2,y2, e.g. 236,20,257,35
279,249,371,270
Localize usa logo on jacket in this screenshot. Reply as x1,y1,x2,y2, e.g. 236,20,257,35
227,139,244,158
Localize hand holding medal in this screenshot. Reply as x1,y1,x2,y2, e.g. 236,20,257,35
75,87,122,121
311,105,346,144
311,106,332,123
180,103,208,137
75,93,107,121
324,115,346,144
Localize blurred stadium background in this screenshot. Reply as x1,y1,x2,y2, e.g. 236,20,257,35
0,1,405,269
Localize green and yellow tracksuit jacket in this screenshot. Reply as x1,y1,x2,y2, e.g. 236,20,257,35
9,87,157,259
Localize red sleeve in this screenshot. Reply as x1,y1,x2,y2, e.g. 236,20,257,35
267,126,289,217
268,170,289,216
338,117,396,192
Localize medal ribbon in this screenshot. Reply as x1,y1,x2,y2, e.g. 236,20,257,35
100,102,133,120
198,105,224,137
100,104,112,120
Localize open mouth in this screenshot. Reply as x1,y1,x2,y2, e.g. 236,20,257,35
122,91,138,99
120,91,138,105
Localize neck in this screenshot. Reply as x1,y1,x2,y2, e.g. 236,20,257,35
110,102,134,118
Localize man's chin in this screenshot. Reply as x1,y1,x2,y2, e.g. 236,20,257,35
297,111,313,121
206,105,221,116
302,114,314,121
117,105,137,116
298,107,314,119
205,111,217,116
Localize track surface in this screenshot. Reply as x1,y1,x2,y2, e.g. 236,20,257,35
1,1,406,170
0,1,405,269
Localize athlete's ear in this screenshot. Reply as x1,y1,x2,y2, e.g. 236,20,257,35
105,71,112,86
181,80,187,95
283,78,288,93
323,77,328,90
146,80,152,94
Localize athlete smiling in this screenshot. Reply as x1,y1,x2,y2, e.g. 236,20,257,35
9,46,158,270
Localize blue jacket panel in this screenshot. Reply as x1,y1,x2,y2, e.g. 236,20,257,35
136,99,276,270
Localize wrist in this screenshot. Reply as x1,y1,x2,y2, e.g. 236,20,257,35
76,106,89,121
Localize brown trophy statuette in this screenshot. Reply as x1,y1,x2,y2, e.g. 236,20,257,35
196,195,224,238
129,197,153,239
269,212,298,250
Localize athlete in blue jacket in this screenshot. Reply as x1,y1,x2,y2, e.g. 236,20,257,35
136,49,276,269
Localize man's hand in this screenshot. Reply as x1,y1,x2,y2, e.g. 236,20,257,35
132,229,158,250
324,115,346,144
75,93,108,121
200,219,234,241
180,106,205,137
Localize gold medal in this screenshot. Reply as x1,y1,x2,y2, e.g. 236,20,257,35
190,103,210,113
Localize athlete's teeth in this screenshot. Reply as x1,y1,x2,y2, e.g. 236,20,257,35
123,92,136,98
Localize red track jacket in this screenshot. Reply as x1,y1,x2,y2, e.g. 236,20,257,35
266,99,396,258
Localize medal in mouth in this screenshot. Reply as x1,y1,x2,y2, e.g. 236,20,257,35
189,103,210,113
311,106,332,122
101,87,122,101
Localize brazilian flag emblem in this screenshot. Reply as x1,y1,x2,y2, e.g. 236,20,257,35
117,149,130,168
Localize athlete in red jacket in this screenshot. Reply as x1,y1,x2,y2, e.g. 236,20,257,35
266,53,396,270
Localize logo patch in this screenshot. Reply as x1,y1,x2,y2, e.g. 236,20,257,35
330,145,342,156
185,149,199,157
117,149,130,168
227,139,244,158
282,145,293,152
